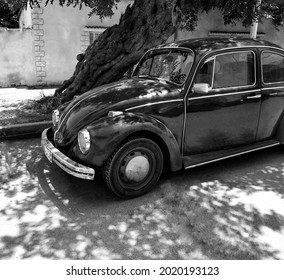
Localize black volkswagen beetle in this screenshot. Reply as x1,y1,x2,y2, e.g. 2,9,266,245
42,37,284,198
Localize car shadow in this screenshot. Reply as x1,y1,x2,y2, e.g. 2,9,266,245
35,157,164,218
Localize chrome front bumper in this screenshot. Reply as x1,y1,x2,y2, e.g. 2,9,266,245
41,128,95,180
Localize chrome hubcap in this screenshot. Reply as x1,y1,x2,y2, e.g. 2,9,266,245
124,155,150,182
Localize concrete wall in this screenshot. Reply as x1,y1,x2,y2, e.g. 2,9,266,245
0,0,131,87
39,1,131,85
262,18,284,48
171,9,284,49
0,29,36,87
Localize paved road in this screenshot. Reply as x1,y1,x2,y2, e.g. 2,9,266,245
1,138,284,259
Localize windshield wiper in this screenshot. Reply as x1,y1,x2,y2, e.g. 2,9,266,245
137,75,159,81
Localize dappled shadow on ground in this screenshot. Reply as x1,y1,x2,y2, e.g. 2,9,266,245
1,139,284,259
161,148,284,259
0,139,182,259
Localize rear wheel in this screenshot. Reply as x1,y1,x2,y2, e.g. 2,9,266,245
104,137,164,198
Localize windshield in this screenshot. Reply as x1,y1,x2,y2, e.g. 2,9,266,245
133,49,194,85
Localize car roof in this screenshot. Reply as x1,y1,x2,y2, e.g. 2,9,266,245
157,36,283,54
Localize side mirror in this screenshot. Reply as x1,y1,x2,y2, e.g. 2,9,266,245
192,83,209,94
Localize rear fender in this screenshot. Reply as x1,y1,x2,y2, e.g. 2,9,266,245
276,115,284,144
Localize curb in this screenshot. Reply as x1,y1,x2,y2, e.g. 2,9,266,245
0,121,52,140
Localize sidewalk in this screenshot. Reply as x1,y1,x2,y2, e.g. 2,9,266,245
0,87,55,105
0,87,56,140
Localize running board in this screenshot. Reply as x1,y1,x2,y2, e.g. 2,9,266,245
183,139,280,169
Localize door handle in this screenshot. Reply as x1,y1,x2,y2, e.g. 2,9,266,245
246,94,261,99
268,93,278,97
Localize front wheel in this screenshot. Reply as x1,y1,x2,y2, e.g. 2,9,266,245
103,137,164,198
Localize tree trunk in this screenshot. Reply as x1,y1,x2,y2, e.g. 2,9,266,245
55,0,177,103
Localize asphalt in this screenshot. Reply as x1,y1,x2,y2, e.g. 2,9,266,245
0,87,55,140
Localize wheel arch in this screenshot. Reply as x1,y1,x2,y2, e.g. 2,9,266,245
122,129,176,171
276,115,284,144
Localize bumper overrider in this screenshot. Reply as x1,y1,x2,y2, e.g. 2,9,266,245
41,128,95,180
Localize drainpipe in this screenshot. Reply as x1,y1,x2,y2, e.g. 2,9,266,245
250,0,262,39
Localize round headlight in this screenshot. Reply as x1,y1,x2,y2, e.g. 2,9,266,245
52,109,59,126
78,129,91,154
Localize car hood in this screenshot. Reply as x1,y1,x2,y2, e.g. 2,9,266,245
55,77,181,147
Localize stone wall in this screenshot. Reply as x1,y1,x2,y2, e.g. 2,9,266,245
32,6,46,84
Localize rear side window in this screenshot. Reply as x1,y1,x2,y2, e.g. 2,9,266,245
262,52,284,84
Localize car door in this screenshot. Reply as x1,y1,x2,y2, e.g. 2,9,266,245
184,49,261,156
256,49,284,140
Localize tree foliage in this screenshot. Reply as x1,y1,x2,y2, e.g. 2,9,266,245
3,0,282,29
1,0,284,29
39,0,284,29
0,1,22,28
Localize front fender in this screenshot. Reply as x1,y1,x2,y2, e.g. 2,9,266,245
73,113,183,171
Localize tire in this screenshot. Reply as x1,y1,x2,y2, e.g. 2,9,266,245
103,137,164,198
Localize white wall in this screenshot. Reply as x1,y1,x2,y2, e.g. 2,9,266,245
41,1,131,85
171,9,284,49
0,1,132,87
0,29,36,87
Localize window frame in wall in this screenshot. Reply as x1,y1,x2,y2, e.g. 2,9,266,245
81,26,108,52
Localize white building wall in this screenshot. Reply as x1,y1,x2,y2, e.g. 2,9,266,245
0,0,131,87
170,9,284,49
40,1,131,85
0,29,36,87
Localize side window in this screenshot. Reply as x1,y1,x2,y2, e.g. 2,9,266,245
214,52,255,89
262,52,284,84
194,59,214,87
